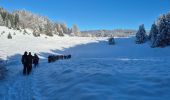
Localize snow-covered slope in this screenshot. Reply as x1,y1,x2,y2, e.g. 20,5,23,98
0,26,106,59
0,26,170,100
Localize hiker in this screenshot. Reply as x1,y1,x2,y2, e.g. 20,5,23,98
48,55,51,63
33,53,39,67
64,55,67,59
68,55,71,59
60,55,64,59
27,52,33,74
48,55,54,63
21,51,29,75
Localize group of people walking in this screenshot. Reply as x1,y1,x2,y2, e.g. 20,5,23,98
21,51,39,75
48,54,71,63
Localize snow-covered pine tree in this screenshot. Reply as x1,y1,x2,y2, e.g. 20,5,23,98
33,29,40,37
44,20,53,36
72,24,80,36
0,9,13,28
53,27,58,35
7,33,12,39
60,23,68,34
53,23,59,35
7,19,12,29
23,29,28,34
149,23,159,47
1,31,5,35
14,13,19,29
0,14,4,26
154,14,169,47
135,24,147,44
58,32,64,36
164,13,170,46
56,24,64,36
38,26,43,33
8,14,15,28
0,9,7,21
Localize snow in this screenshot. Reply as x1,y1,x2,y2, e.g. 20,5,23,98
0,26,170,100
0,26,105,59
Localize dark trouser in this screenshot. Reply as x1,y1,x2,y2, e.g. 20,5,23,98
34,62,38,68
27,64,32,75
23,64,27,75
23,63,29,75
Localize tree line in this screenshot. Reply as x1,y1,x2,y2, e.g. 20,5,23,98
0,8,19,29
0,7,80,37
136,11,170,48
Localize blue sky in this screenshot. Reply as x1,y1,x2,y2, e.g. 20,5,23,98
0,0,170,30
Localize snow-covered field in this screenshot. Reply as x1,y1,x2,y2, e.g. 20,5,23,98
0,26,170,100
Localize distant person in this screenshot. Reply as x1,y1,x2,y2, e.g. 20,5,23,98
68,55,71,59
21,51,28,75
27,52,33,74
33,53,39,67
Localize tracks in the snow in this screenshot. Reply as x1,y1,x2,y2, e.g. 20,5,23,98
2,63,44,100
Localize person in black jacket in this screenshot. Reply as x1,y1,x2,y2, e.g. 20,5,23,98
33,53,39,67
21,51,28,75
27,52,33,74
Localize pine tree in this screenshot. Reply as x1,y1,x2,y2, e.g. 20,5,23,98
5,19,8,27
135,24,147,44
0,14,4,26
33,29,40,37
14,13,19,28
149,23,159,47
72,24,80,36
38,26,43,32
54,23,59,35
56,24,64,36
7,33,12,39
60,23,68,34
1,11,7,21
45,20,53,36
7,14,14,28
53,27,58,35
155,14,169,47
7,19,12,28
